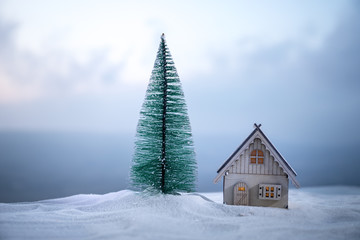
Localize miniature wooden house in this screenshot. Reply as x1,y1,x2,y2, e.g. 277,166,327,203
214,124,299,208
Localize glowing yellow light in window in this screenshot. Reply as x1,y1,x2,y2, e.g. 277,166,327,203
238,187,245,191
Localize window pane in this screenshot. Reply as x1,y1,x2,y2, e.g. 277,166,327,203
251,150,257,156
259,184,282,200
258,150,264,156
258,158,264,164
250,158,256,163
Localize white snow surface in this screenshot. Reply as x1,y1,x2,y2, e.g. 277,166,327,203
1,186,360,240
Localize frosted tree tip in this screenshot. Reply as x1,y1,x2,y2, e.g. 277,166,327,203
161,33,165,40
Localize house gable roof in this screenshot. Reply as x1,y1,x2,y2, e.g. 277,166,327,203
214,124,300,188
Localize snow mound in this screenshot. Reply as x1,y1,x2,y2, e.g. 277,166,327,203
1,187,360,240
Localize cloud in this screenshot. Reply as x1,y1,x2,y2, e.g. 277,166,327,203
0,19,42,103
186,2,360,147
0,0,358,140
0,17,127,104
306,4,360,90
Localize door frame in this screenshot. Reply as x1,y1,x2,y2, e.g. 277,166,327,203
233,182,249,205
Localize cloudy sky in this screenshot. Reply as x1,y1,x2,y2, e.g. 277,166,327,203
0,0,359,200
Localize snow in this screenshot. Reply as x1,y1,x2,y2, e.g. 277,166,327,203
1,186,360,240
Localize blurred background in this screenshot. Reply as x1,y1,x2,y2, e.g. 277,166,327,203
0,0,359,202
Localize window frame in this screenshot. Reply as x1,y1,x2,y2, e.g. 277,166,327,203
258,184,282,200
250,149,264,164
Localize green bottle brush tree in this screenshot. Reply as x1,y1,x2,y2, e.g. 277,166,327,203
130,34,197,194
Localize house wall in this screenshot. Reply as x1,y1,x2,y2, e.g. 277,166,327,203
228,138,286,176
223,174,289,208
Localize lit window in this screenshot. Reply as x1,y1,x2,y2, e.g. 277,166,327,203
259,184,282,200
250,150,264,164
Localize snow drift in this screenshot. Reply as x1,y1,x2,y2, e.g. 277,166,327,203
1,187,360,240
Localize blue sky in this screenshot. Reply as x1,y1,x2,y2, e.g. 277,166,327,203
0,0,360,200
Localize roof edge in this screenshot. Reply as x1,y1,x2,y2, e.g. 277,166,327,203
215,125,299,187
217,128,258,173
257,128,297,176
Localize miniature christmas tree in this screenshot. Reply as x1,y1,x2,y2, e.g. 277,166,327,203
130,34,197,194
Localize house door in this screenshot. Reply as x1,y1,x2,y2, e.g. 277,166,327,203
233,182,249,205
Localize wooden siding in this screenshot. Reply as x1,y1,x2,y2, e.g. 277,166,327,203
228,138,285,176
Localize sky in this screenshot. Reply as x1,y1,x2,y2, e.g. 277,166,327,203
0,0,359,201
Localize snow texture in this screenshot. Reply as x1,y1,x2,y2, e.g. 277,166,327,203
1,186,359,240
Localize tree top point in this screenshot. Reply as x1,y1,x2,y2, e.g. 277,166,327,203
161,33,165,40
